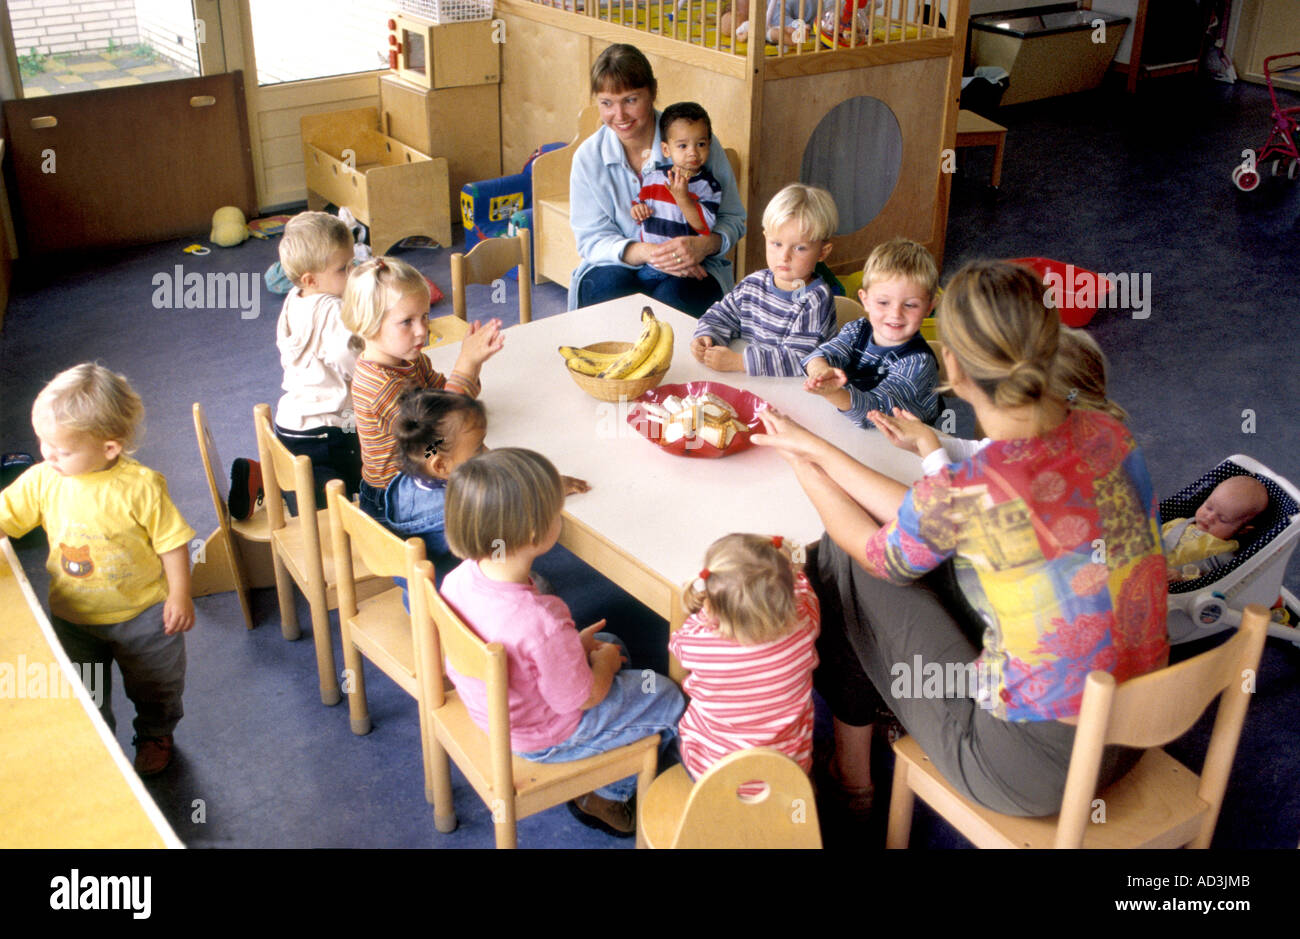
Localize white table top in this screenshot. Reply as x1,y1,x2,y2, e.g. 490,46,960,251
427,295,923,592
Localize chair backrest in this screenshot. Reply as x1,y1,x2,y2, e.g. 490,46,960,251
325,478,422,582
451,228,532,324
1054,607,1269,848
326,479,427,664
252,402,316,534
531,105,600,207
193,402,232,533
416,562,514,797
833,295,864,330
669,749,822,848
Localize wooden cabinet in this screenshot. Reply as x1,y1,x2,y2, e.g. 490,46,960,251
379,74,502,224
1233,0,1300,91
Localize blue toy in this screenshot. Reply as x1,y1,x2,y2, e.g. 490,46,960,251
460,143,565,279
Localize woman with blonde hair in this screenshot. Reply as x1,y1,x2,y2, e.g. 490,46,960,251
753,260,1167,817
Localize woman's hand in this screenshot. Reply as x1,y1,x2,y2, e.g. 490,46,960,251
750,407,830,466
868,407,942,458
648,234,718,278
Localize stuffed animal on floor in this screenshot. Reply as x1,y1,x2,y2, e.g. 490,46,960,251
210,206,250,247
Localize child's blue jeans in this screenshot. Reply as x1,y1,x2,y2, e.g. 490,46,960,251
515,634,684,802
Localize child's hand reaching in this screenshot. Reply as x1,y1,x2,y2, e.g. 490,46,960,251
868,407,942,458
562,475,590,495
630,201,653,223
803,359,847,395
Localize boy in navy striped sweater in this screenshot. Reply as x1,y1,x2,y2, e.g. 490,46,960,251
691,183,837,376
802,237,941,427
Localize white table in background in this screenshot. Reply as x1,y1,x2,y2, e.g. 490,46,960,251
427,295,923,677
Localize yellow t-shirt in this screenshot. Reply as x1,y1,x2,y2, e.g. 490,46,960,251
0,458,195,625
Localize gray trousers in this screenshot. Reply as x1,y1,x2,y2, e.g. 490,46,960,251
51,601,186,739
810,534,1138,817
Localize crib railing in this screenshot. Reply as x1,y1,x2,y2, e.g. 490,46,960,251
523,0,950,58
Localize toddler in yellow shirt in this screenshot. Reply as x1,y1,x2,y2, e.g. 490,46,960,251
0,364,195,776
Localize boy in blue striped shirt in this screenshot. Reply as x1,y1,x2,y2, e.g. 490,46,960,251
692,183,837,376
802,237,941,427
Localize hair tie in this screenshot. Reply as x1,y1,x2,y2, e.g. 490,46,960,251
692,568,711,593
424,436,443,459
771,535,784,549
374,258,387,271
1066,387,1079,403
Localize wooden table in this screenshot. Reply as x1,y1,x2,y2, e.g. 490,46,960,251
0,538,181,848
426,296,923,677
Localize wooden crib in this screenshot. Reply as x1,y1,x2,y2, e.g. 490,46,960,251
498,0,969,284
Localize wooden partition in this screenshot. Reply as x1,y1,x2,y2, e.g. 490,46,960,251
498,0,968,279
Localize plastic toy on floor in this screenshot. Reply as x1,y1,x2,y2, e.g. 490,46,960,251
1162,454,1300,647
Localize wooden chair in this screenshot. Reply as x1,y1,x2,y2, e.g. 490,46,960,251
424,313,470,349
886,607,1270,849
327,480,451,807
833,294,864,330
414,562,661,848
451,228,532,325
189,402,275,629
638,749,822,848
252,403,387,705
531,105,601,287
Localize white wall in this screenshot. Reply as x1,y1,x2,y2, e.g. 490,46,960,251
134,0,200,73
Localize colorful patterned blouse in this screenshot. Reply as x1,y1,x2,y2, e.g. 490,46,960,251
862,409,1169,721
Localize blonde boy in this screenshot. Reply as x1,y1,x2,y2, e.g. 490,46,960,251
0,364,195,776
803,236,941,427
273,211,364,506
692,183,838,377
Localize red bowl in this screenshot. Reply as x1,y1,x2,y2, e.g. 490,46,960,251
1007,257,1111,328
626,381,769,459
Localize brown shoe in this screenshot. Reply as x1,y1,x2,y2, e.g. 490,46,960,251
567,792,636,838
133,735,174,776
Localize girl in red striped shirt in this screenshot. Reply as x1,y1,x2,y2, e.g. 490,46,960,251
670,533,820,781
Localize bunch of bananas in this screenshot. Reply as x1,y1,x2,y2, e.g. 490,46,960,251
559,307,674,380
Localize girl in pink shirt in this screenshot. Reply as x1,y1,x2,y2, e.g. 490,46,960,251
439,448,684,837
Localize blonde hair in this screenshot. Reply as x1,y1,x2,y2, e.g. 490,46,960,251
445,449,564,561
862,237,939,299
1054,327,1128,422
32,363,145,452
762,183,838,243
278,211,353,285
681,534,797,644
341,256,429,339
936,260,1060,410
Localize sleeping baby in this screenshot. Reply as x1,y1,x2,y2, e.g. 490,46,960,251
1164,475,1269,582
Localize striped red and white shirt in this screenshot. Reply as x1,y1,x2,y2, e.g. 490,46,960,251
352,355,478,489
669,571,820,780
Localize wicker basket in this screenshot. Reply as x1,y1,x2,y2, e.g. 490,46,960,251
565,342,669,402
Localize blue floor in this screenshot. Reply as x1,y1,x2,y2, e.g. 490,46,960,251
2,70,1298,854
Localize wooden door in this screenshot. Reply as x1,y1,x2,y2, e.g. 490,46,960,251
2,71,257,254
